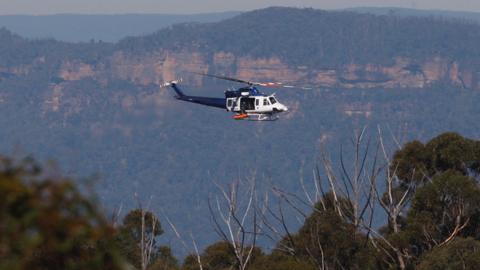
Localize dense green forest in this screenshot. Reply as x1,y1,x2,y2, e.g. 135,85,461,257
348,7,480,23
2,132,480,269
118,7,480,68
0,28,114,68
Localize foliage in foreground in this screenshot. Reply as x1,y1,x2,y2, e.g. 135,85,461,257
2,131,480,270
178,132,480,270
0,157,125,270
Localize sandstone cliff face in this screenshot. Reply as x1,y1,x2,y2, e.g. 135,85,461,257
58,61,95,81
55,50,479,90
0,56,47,80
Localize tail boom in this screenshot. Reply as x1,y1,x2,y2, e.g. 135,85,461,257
166,81,226,109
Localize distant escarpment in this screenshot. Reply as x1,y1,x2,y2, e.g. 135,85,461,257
57,51,478,90
1,7,480,90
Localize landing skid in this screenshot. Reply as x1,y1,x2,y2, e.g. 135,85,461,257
247,113,279,121
232,113,279,121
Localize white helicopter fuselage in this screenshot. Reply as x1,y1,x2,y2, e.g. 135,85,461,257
226,95,288,114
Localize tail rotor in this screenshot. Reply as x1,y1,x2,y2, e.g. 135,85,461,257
160,78,183,88
160,78,185,98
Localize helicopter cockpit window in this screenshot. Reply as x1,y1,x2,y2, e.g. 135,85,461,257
269,97,277,104
263,98,270,106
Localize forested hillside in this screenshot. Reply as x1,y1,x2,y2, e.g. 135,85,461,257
118,7,480,68
349,7,480,23
0,7,480,258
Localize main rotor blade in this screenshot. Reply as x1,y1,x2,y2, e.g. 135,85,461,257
190,71,314,90
257,82,313,90
190,72,254,85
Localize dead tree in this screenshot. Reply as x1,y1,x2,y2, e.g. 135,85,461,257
208,176,264,270
132,194,161,270
263,127,416,270
320,127,380,229
369,126,415,269
163,213,204,270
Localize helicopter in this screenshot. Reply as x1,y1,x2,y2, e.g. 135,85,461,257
163,73,309,121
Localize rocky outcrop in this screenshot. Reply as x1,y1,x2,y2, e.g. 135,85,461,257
56,50,479,90
0,56,46,80
59,61,95,81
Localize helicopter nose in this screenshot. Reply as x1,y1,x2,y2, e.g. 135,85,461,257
281,104,288,112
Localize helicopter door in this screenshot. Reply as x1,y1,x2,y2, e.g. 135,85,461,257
240,97,255,112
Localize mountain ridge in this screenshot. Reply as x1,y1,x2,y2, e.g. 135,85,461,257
0,12,241,42
3,7,480,90
3,6,480,43
346,7,480,23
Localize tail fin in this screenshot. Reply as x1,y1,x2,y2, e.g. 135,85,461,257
171,82,185,97
161,79,185,98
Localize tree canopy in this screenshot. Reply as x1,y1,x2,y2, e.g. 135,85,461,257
2,128,480,270
0,156,125,270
